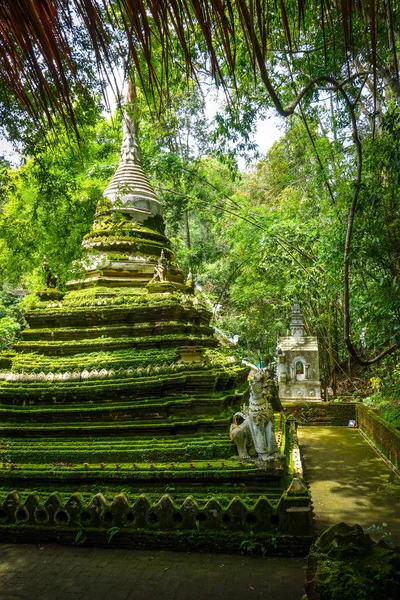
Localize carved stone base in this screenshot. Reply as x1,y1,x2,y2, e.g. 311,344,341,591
254,453,286,470
279,381,322,402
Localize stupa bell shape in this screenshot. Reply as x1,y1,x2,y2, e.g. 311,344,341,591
103,108,162,220
66,92,183,290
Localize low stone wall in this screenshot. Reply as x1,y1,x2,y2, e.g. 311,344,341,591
357,403,400,469
0,488,312,556
0,489,309,536
282,402,356,426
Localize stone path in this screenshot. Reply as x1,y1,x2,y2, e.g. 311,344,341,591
0,544,306,600
298,425,400,545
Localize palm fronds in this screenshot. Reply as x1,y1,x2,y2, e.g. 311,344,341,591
0,1,397,127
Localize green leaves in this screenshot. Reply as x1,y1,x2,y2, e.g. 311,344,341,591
0,316,20,350
0,107,120,289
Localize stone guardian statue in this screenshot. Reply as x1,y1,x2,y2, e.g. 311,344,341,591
248,369,278,461
230,364,279,463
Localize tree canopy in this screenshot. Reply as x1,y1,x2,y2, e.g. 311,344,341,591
1,2,398,126
1,1,400,388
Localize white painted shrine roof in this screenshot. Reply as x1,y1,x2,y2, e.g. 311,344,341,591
278,336,319,351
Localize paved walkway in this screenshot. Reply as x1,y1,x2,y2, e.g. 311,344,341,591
0,544,305,600
298,426,400,545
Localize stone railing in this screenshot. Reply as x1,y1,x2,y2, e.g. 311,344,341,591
0,488,311,538
0,356,241,383
357,403,400,470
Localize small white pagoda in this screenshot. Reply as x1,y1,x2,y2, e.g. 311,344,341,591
277,299,321,402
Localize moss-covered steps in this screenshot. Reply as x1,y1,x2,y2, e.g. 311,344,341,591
0,413,313,555
0,371,248,404
0,433,233,463
0,397,243,425
19,323,214,342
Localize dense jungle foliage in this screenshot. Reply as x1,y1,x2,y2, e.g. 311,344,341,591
0,1,400,425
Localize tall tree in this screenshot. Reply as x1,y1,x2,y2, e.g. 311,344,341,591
1,0,399,364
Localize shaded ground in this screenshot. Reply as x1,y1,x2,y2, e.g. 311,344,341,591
0,543,305,600
298,426,400,544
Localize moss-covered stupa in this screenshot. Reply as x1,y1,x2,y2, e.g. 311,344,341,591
0,94,311,553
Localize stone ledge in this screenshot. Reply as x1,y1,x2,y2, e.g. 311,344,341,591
282,402,357,426
0,487,311,529
357,403,400,469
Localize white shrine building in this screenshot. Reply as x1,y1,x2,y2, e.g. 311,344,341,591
277,299,321,402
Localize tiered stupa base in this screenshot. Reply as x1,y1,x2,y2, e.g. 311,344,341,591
0,284,311,554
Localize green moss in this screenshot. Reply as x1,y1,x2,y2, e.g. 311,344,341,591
0,253,297,554
14,333,217,353
10,347,178,373
0,367,247,404
307,523,400,600
24,285,211,314
8,345,234,375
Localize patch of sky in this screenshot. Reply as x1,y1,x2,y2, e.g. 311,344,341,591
0,76,284,171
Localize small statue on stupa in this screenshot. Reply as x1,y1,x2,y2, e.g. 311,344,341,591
185,267,195,292
152,249,168,283
42,256,58,289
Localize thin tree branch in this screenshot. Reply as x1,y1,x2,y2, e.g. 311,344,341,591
335,83,399,364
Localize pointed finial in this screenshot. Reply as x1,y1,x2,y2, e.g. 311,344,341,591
120,80,141,164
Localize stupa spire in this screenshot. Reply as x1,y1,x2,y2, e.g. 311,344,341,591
290,297,304,337
67,78,179,290
103,80,162,218
119,80,141,164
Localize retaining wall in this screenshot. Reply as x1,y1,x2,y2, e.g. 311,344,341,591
283,402,356,426
0,489,312,556
357,403,400,469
